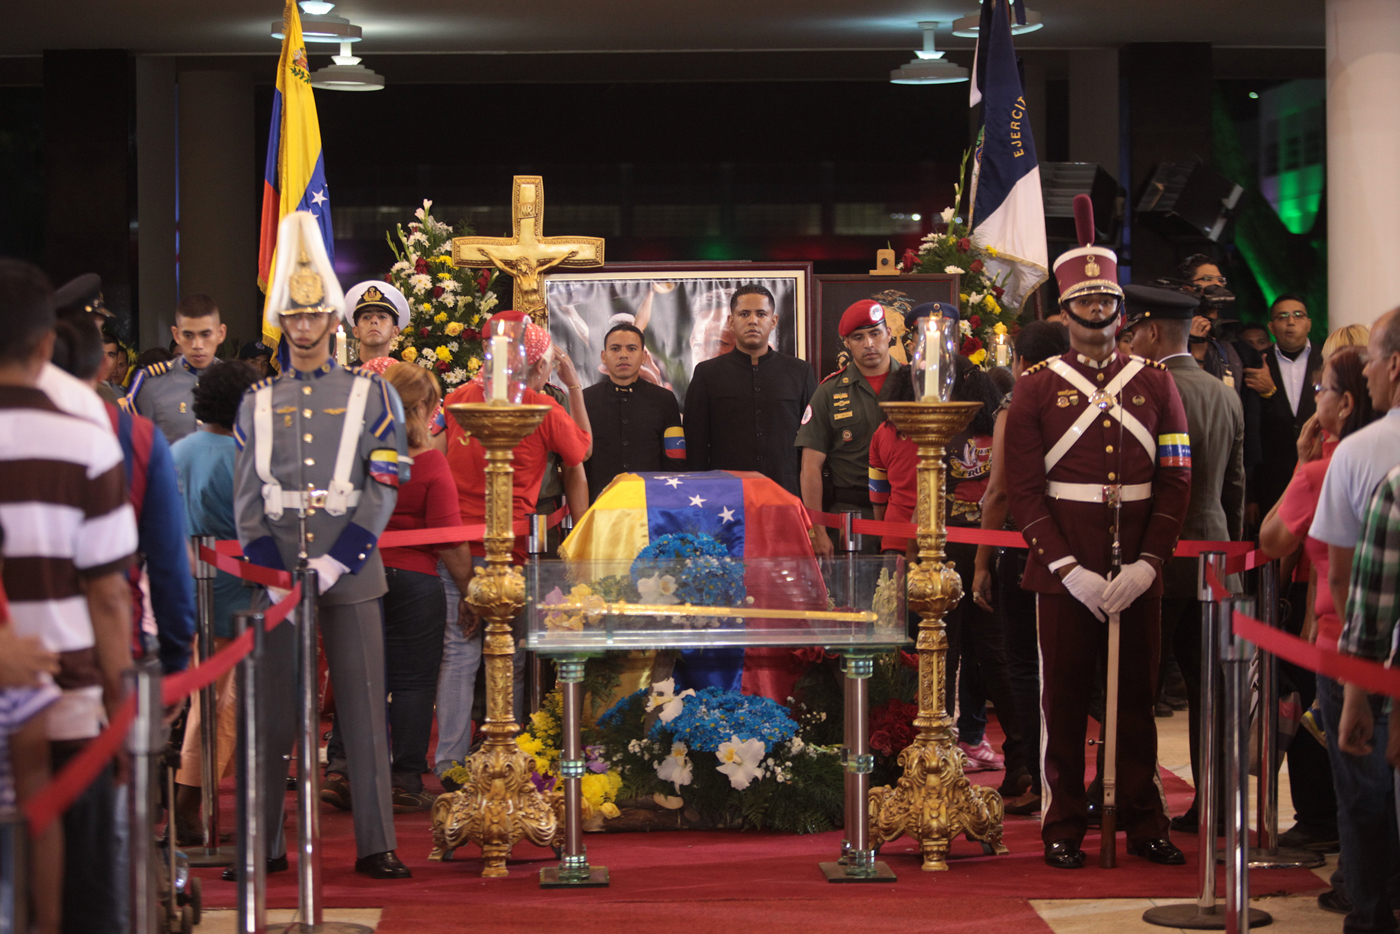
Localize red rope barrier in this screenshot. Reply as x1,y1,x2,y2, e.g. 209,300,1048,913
22,583,303,838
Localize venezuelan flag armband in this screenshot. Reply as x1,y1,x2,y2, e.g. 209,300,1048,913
664,426,687,460
1156,433,1191,469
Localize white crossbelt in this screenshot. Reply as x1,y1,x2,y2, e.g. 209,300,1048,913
1046,481,1152,504
1042,359,1155,474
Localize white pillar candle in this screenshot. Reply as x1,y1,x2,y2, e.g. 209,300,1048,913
490,333,509,402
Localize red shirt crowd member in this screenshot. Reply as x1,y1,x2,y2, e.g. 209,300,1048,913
1004,197,1191,871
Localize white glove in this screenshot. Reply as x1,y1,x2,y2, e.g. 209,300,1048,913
1101,559,1156,615
1062,565,1109,623
306,554,350,595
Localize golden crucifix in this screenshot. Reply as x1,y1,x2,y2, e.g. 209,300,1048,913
451,176,605,325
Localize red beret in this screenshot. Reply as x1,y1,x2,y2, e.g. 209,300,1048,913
838,300,887,338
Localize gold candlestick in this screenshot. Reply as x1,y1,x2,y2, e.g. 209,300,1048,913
868,400,1007,871
429,401,562,877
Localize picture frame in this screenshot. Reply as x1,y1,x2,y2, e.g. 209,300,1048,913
543,262,813,407
813,274,960,378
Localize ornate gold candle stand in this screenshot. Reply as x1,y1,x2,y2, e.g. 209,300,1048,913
868,400,1007,871
429,402,562,877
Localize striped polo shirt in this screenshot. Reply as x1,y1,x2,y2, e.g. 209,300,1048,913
0,386,137,741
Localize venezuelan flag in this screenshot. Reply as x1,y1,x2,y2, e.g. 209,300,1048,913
663,426,686,461
1157,432,1192,469
561,470,820,700
258,0,335,354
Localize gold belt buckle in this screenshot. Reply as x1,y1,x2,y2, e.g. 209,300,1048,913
308,489,329,508
1102,484,1122,507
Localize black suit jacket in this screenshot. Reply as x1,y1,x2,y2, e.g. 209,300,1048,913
1250,343,1319,511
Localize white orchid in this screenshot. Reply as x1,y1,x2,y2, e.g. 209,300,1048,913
636,573,680,605
716,736,767,790
645,678,695,724
655,742,694,790
940,207,955,224
968,291,985,306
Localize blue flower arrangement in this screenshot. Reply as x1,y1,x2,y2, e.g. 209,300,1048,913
651,687,797,752
630,533,746,608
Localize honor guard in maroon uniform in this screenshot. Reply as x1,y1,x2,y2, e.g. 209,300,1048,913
1004,195,1191,870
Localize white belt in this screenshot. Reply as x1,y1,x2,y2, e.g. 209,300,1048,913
1046,481,1152,504
275,489,362,511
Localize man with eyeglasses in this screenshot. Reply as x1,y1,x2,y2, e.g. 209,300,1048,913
1246,294,1318,522
1005,196,1191,870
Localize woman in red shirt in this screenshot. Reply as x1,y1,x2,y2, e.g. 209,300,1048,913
323,363,475,812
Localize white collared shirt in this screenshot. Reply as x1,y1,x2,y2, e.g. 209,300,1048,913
1276,341,1311,416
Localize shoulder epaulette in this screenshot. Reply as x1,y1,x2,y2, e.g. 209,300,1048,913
146,361,171,376
1142,358,1169,371
348,365,373,378
819,368,845,385
248,377,274,393
1022,359,1053,377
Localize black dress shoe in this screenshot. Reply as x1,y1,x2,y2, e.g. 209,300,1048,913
321,774,352,811
354,850,411,879
221,854,288,881
1128,838,1186,865
1044,839,1086,869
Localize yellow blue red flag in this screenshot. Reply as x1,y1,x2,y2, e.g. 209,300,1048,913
258,0,334,354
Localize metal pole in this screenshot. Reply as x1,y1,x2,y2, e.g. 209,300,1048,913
1143,553,1228,928
235,610,267,934
822,651,895,882
1223,598,1271,933
1247,560,1321,870
539,657,607,887
190,535,234,866
840,516,859,866
295,566,322,931
0,808,26,934
128,662,164,934
527,514,548,715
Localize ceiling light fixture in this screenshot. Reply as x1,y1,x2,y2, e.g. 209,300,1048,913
951,1,1044,38
890,22,969,85
310,41,387,91
271,1,363,43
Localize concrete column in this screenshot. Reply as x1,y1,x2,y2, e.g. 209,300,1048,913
1068,49,1120,180
1326,0,1400,328
177,70,258,346
136,57,177,351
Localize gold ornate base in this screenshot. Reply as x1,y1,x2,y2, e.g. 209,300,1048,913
428,745,562,877
870,738,1008,871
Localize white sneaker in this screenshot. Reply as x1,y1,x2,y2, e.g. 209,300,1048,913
958,738,1004,772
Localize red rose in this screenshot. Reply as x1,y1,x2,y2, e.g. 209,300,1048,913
420,327,430,337
463,328,480,342
969,314,981,329
960,335,983,356
432,286,444,298
791,646,827,664
969,258,985,274
414,257,429,275
477,270,491,295
897,650,919,670
869,730,894,755
957,238,971,253
437,360,450,372
901,249,918,272
991,285,1005,298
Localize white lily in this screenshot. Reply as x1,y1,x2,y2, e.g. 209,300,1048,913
645,678,695,723
655,742,693,789
715,736,767,790
941,207,955,224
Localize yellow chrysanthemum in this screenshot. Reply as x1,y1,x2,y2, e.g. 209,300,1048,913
445,321,464,337
434,254,454,265
985,246,999,257
435,346,452,362
969,348,988,366
467,357,482,374
959,293,970,303
982,295,999,311
434,312,448,324
401,347,418,363
420,303,432,313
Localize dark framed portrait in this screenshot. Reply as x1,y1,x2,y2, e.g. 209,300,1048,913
813,274,960,378
544,262,813,407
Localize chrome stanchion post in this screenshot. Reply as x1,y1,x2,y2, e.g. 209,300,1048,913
1223,598,1271,932
295,567,322,931
539,657,608,887
823,651,896,882
0,808,27,934
128,662,164,934
527,514,548,715
1144,553,1229,929
235,611,266,934
1247,560,1321,870
189,535,234,866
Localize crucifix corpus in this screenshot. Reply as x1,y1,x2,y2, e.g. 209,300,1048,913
451,175,605,325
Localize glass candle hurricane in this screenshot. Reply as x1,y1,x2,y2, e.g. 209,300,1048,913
911,316,957,402
482,318,528,404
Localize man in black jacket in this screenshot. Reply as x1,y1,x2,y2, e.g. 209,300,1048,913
1245,294,1319,518
683,284,816,497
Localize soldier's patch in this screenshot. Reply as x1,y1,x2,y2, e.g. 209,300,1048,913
1156,433,1191,468
841,429,853,442
833,392,848,400
369,449,400,487
801,405,813,425
1132,395,1145,406
324,408,347,416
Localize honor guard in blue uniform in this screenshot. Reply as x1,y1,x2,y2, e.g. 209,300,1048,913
123,293,227,443
230,211,412,881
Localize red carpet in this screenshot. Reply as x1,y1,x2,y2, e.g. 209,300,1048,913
193,753,1325,929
